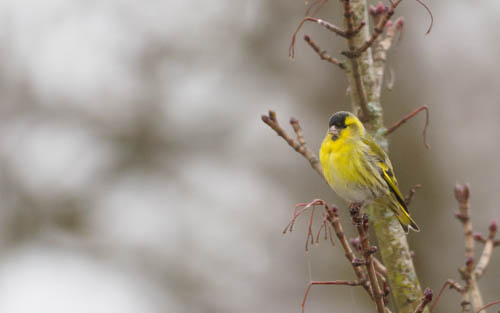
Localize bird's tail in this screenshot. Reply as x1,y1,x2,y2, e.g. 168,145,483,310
376,198,420,233
390,200,420,233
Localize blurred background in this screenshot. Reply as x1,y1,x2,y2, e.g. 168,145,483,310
0,0,499,312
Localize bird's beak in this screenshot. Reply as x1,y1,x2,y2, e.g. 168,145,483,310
328,125,339,135
328,125,340,140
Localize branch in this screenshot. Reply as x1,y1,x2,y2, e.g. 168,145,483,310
303,35,346,69
477,300,500,313
414,288,433,313
474,220,497,279
454,184,485,312
415,0,434,34
384,105,430,149
454,184,474,258
302,280,365,313
373,256,387,278
283,200,374,297
350,205,386,313
304,0,328,17
342,0,402,59
289,17,364,59
341,0,370,122
430,279,464,312
373,17,404,97
261,111,324,178
405,184,422,206
325,204,374,297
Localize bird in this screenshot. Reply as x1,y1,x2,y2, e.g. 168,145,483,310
319,111,419,233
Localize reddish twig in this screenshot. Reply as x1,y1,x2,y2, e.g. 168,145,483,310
304,0,328,17
315,212,336,247
284,200,375,299
289,17,347,60
283,199,325,251
430,279,464,312
384,105,430,149
350,205,385,313
477,300,500,313
303,35,346,70
342,0,402,58
405,184,422,206
302,280,365,313
414,288,433,313
415,0,434,34
261,111,324,179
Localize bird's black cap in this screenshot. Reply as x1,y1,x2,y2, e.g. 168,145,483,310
328,111,350,128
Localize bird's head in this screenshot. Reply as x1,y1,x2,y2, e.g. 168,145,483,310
327,111,365,141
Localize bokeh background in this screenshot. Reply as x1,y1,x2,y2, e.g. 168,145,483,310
0,0,499,312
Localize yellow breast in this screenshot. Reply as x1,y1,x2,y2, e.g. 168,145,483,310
319,133,371,202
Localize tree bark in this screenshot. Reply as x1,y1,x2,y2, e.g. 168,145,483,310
342,1,429,312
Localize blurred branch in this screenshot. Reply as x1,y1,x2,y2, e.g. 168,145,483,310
432,185,499,313
454,184,484,312
474,220,497,279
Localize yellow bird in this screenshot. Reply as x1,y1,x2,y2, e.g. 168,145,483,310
319,111,419,233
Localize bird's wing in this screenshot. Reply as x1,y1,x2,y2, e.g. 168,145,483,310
362,135,409,212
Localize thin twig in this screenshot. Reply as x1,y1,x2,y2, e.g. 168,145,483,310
350,205,386,313
384,105,430,149
430,279,464,312
477,300,500,313
303,35,346,70
324,204,373,298
282,199,324,251
289,17,348,60
302,280,365,313
415,0,434,34
304,0,328,17
414,288,433,313
261,111,324,178
405,184,422,206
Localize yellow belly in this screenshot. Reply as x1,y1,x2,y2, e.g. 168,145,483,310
319,134,376,202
